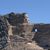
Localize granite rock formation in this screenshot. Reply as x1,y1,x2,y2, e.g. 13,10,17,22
32,24,50,49
0,12,50,50
0,16,8,49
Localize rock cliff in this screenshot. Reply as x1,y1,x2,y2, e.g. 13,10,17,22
0,12,50,50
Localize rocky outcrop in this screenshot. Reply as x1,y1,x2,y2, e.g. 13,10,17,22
0,16,8,49
32,24,50,49
0,12,35,50
0,12,50,50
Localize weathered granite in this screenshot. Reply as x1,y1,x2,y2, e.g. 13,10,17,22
0,12,50,50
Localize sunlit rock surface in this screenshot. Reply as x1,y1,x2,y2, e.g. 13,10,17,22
0,12,50,50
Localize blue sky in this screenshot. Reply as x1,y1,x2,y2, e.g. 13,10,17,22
0,0,50,23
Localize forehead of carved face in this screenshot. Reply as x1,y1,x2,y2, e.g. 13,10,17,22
7,13,27,26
